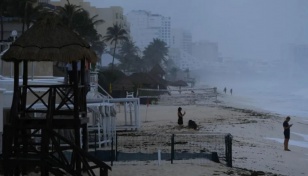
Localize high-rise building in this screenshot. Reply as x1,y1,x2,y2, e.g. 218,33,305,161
95,6,130,41
171,28,192,54
191,41,219,62
126,10,171,51
168,48,201,71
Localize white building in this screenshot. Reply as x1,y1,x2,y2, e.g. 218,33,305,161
168,29,204,71
171,28,192,54
126,10,171,51
191,41,219,62
169,48,201,71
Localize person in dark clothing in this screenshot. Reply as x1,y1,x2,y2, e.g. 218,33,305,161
188,120,198,130
177,107,186,126
283,116,293,151
66,62,81,85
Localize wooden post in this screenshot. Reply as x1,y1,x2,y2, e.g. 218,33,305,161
171,134,175,164
72,61,81,173
21,60,28,175
81,59,89,153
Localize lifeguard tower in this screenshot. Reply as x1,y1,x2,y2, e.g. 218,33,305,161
0,15,110,175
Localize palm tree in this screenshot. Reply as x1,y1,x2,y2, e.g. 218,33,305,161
170,67,178,81
70,10,104,40
17,0,37,33
58,0,83,29
55,1,105,70
0,0,7,48
118,40,140,73
103,23,128,71
143,38,168,71
91,39,106,67
184,68,190,80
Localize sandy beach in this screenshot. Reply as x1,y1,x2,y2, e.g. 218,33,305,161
108,93,308,176
25,92,308,176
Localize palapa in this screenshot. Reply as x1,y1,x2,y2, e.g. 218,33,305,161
170,80,188,87
149,64,166,77
1,14,97,63
129,72,168,89
129,72,154,85
112,76,134,91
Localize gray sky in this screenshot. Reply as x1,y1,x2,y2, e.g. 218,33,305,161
86,0,308,60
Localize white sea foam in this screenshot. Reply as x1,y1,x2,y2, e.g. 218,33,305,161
265,137,308,149
265,132,308,149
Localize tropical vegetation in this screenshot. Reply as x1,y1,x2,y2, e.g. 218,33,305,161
103,23,129,71
0,0,105,58
117,40,143,73
142,38,168,71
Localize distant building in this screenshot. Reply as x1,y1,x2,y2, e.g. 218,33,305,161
285,44,308,75
50,1,130,46
50,0,96,13
126,10,171,51
191,41,219,62
171,28,192,54
94,6,130,41
168,48,201,71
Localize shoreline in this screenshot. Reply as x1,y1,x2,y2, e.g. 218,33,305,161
217,93,308,147
27,92,308,176
205,96,308,176
109,94,308,176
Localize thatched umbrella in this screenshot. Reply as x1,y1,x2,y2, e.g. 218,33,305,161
171,80,188,87
129,72,154,86
112,76,134,91
1,14,97,105
170,80,188,94
2,14,97,63
149,64,166,78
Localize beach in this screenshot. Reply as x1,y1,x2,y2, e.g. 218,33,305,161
24,92,308,176
108,94,308,176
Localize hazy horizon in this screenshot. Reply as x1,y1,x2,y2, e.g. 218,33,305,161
84,0,308,61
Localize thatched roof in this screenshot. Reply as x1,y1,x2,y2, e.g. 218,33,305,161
149,74,168,89
129,72,154,85
170,80,188,87
2,15,97,63
129,72,168,89
149,64,165,76
112,76,134,91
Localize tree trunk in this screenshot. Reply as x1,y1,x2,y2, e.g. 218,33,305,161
111,41,117,71
0,13,3,52
22,2,28,34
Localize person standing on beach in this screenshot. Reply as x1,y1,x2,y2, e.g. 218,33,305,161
230,88,233,95
223,87,227,94
283,116,293,151
178,107,186,126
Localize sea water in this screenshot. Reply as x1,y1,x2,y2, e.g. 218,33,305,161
200,77,308,149
232,81,308,118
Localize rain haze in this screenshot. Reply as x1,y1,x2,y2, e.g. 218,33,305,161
90,0,308,60
87,0,308,117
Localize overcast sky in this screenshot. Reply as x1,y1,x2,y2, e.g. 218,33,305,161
86,0,308,60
